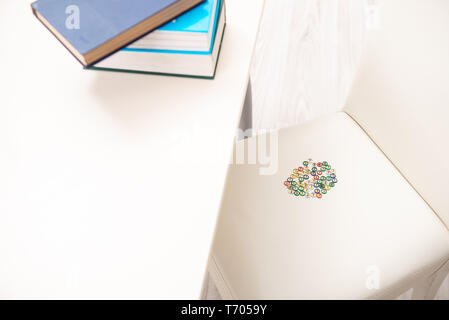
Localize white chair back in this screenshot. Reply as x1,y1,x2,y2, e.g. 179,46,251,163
344,0,449,227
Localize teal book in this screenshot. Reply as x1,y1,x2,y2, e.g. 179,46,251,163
124,0,221,53
31,0,205,66
159,0,217,33
93,0,226,79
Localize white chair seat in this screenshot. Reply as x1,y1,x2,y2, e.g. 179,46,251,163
209,112,449,299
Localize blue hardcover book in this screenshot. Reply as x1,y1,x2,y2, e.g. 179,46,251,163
31,0,205,66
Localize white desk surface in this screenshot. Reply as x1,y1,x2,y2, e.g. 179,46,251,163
0,0,264,299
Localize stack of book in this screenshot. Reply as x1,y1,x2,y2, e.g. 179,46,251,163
32,0,226,79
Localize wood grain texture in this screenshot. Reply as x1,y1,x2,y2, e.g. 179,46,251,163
250,0,365,131
206,0,449,300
